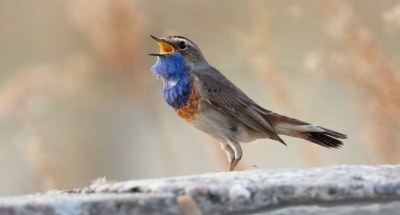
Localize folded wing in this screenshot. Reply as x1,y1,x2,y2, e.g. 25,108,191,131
193,68,286,145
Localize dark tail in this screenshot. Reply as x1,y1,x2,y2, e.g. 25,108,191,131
266,113,347,149
300,127,346,149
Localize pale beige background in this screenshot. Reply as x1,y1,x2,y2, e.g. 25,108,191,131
0,0,400,196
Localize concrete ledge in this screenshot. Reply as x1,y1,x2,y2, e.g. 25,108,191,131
1,165,400,215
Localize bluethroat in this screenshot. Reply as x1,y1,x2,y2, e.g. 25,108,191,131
149,35,347,171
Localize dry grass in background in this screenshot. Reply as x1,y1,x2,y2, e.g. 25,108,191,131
0,0,149,191
0,57,94,190
383,3,400,29
235,0,324,166
311,1,400,163
1,0,399,196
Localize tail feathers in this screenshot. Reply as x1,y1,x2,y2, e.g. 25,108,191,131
302,132,344,149
267,115,347,149
318,126,347,139
264,113,347,149
296,125,347,149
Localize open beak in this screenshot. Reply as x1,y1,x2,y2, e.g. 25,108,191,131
149,35,175,56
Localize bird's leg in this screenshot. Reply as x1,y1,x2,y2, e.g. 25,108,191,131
220,143,235,170
228,142,242,171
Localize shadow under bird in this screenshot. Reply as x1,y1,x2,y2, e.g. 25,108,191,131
149,35,347,171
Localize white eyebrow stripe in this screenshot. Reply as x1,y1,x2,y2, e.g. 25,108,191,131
176,38,194,48
186,41,195,48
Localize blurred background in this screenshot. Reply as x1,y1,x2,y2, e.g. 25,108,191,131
1,0,400,196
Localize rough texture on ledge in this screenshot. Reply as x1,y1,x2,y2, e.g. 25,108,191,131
1,165,400,215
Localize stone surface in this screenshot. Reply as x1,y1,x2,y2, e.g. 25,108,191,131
1,165,400,215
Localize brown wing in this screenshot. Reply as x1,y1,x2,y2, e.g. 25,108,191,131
193,68,286,144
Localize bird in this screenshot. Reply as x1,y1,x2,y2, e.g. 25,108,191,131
149,35,347,171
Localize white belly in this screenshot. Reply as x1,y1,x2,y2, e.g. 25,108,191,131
189,101,267,144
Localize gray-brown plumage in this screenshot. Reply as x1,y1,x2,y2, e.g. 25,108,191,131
150,35,347,171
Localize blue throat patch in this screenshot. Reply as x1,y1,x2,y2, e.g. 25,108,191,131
151,52,191,109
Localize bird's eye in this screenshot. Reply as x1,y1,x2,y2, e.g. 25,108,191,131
178,41,187,50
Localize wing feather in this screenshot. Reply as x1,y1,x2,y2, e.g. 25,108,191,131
193,68,285,144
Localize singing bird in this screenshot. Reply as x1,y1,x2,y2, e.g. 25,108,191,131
149,35,347,171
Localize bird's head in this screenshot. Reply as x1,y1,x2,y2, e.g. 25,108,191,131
149,35,207,66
